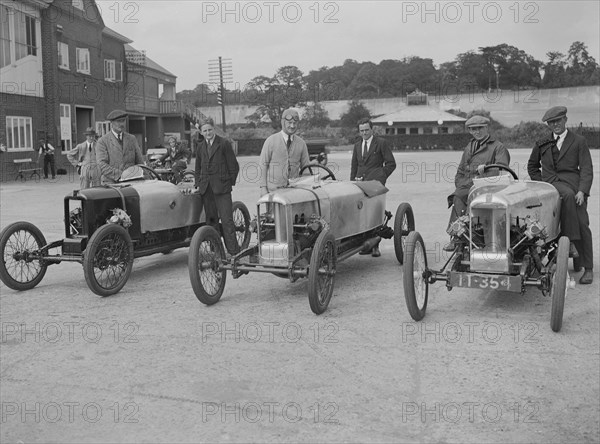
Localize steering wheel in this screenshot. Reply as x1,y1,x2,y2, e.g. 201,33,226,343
137,164,161,180
482,163,518,180
299,164,336,181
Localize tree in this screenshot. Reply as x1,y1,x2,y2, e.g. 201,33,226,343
565,41,599,85
302,103,330,128
340,100,371,128
542,51,567,88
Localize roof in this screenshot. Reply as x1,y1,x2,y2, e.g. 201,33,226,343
372,105,466,124
124,44,176,78
102,27,133,44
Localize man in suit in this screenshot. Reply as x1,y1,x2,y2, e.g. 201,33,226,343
159,136,190,183
96,109,144,184
527,106,594,284
350,118,396,257
195,118,240,256
259,108,311,196
37,138,56,179
67,127,101,189
350,118,396,186
444,115,510,251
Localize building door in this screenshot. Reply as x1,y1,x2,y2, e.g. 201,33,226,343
75,107,94,146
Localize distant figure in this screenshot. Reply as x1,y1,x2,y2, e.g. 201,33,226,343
259,108,310,196
67,127,101,189
37,138,56,179
95,109,144,184
159,136,190,183
444,115,510,252
527,106,594,285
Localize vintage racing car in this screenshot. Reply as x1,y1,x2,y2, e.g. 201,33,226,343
402,164,573,332
187,164,415,314
0,165,251,297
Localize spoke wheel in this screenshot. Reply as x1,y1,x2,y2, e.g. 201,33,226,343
83,224,133,296
550,236,569,332
188,226,226,305
403,231,429,321
308,230,337,315
0,221,47,291
393,202,415,265
232,201,251,251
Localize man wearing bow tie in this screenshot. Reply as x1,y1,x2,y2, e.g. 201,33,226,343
95,109,144,184
527,106,594,284
67,127,101,189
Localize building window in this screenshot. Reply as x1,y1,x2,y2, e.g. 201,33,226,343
410,128,419,135
76,47,90,74
58,42,69,69
104,59,115,80
440,127,449,134
0,5,39,68
385,128,395,135
72,0,84,10
397,128,406,134
96,121,111,137
5,116,33,151
60,104,72,152
423,127,433,134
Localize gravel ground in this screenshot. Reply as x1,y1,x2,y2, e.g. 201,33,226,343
1,150,599,443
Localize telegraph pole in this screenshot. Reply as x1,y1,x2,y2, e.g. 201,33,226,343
208,57,233,132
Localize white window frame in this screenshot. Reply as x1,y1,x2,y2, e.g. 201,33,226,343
104,59,115,81
76,47,90,74
60,104,72,152
5,116,33,151
58,42,69,70
1,5,40,68
96,121,111,137
115,61,123,81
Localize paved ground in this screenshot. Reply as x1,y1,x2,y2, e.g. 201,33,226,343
1,150,599,443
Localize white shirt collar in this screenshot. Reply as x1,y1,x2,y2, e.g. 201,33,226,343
363,136,373,147
281,131,293,144
554,129,567,140
111,130,122,139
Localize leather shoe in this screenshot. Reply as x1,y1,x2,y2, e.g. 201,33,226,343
569,243,579,258
579,269,593,285
371,246,381,257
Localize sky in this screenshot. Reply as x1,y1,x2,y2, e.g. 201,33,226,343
97,0,600,92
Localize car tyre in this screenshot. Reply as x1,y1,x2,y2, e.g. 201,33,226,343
232,201,251,251
308,229,337,315
0,221,48,291
403,231,429,321
393,202,415,265
550,236,569,332
188,226,226,305
83,224,133,296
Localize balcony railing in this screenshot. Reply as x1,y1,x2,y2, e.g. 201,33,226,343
160,100,206,123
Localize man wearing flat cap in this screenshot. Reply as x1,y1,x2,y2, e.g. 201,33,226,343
259,108,311,195
527,106,594,284
67,127,101,189
445,114,510,251
95,109,144,184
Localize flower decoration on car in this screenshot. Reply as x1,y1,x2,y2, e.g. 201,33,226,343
107,208,132,228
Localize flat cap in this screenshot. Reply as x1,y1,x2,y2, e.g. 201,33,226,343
83,126,96,135
465,115,490,127
107,109,128,121
542,106,567,122
281,108,300,121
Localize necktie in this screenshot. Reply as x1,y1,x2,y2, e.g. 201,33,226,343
88,143,92,152
118,134,122,144
286,135,292,150
363,141,368,159
551,136,560,167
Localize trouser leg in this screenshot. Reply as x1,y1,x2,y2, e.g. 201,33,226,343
214,191,238,255
43,157,49,178
574,199,594,269
553,182,580,241
49,156,56,178
447,193,468,229
201,186,220,229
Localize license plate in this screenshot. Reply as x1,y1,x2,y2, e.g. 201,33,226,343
449,272,522,293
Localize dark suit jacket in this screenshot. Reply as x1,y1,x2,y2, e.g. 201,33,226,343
195,135,239,195
527,130,593,195
350,137,396,185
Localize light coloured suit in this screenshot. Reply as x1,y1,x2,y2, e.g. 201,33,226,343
95,131,144,184
67,140,101,189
